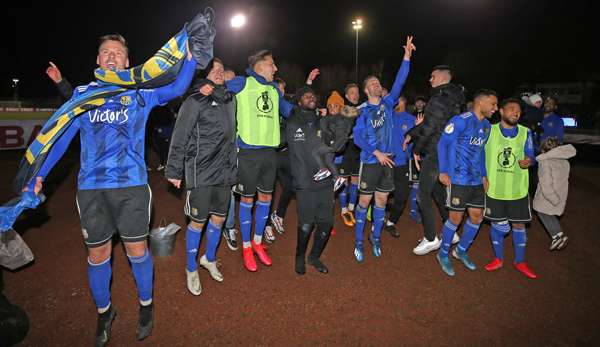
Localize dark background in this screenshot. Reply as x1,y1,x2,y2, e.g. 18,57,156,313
2,0,596,103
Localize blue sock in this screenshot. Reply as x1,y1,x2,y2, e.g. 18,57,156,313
339,189,348,210
205,221,222,262
372,205,386,240
349,183,358,209
354,205,368,245
254,200,271,239
239,201,253,243
491,222,510,260
409,184,420,221
225,192,236,229
185,224,202,272
87,257,112,310
128,249,153,304
440,220,458,257
513,227,527,263
457,220,481,253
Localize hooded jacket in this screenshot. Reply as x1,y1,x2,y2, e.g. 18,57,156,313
533,144,576,216
409,83,465,159
165,82,238,187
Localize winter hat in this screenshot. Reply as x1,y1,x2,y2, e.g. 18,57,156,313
327,91,345,108
528,93,543,106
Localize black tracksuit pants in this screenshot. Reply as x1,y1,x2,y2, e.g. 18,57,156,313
416,156,449,241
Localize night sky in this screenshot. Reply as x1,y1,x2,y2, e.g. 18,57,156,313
3,0,596,100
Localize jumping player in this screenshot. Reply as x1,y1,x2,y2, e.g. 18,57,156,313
352,36,415,262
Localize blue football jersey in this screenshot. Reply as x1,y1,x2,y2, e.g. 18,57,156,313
438,112,491,186
72,85,161,189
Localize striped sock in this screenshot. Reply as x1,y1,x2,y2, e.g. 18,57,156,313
440,220,458,257
354,205,368,245
490,222,510,260
457,220,481,253
513,227,527,263
185,224,202,271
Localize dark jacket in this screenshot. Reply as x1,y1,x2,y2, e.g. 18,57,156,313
409,83,465,158
56,79,74,100
286,107,333,191
320,105,359,152
165,83,238,187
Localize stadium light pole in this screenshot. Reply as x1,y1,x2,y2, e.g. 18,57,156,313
352,19,363,83
12,78,19,101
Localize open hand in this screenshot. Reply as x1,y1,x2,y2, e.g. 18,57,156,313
415,113,424,126
374,150,395,168
307,68,320,84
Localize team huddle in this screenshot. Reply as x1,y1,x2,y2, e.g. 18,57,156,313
36,26,575,346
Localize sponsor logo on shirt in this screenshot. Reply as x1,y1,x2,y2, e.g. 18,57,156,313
369,105,387,129
445,123,454,134
88,108,129,124
120,95,132,106
294,127,306,141
469,136,486,146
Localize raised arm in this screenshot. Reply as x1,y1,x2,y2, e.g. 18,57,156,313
155,51,197,105
46,61,74,100
384,36,415,107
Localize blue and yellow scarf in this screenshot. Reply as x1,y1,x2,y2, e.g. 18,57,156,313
2,10,215,232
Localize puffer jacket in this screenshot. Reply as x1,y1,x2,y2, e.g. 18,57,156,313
533,144,576,216
409,83,465,159
320,105,359,152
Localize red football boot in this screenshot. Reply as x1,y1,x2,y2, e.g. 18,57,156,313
252,241,272,266
242,246,257,272
484,258,504,272
514,262,538,279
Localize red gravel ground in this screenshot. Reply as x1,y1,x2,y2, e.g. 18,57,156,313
2,150,599,346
